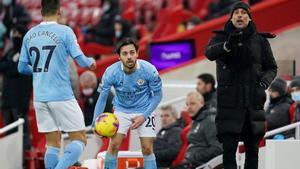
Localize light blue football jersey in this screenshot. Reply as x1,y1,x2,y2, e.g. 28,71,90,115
95,60,162,119
19,22,84,101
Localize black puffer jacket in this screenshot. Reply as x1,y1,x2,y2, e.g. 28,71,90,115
184,106,222,166
266,96,293,131
205,21,277,137
154,122,182,167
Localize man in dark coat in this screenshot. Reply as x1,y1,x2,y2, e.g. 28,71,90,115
266,78,292,131
154,105,182,168
205,2,277,169
0,24,32,150
172,91,222,169
196,73,217,109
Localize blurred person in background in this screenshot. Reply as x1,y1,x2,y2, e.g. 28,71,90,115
172,91,221,169
1,0,31,38
114,18,134,43
289,77,300,123
0,24,32,151
84,0,120,46
196,73,217,109
79,70,113,126
154,105,182,168
266,78,292,131
205,2,277,169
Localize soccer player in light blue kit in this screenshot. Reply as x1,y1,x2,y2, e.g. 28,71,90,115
92,38,162,169
17,0,96,169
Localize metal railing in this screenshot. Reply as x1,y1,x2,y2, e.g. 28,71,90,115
264,121,300,139
0,118,24,134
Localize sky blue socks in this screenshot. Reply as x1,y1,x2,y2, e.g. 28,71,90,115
144,153,157,169
55,140,85,169
104,152,117,169
45,146,60,169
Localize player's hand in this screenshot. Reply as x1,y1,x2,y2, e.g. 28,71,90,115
92,128,107,139
89,58,96,70
131,115,145,129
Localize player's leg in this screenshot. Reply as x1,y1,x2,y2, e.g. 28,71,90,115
47,99,86,169
55,130,87,169
140,137,157,169
105,133,126,169
104,111,132,169
34,101,61,169
45,131,61,169
138,113,157,169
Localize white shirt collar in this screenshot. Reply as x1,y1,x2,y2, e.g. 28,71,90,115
40,21,58,25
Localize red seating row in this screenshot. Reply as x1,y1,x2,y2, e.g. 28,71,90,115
17,0,102,27
17,0,100,9
171,110,192,166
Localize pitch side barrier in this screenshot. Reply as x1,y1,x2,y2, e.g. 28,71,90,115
0,118,24,169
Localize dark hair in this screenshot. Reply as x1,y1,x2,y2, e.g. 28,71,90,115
197,73,216,89
41,0,60,16
115,38,139,55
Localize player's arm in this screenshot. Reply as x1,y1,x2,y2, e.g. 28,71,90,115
66,27,96,69
74,54,95,69
18,37,33,75
91,70,113,127
143,69,163,120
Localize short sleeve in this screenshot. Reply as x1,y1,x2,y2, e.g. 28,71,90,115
66,27,84,58
148,65,162,92
97,69,113,93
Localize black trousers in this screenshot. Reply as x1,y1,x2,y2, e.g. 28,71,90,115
219,114,263,169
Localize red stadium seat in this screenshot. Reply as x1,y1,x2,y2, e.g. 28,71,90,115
152,4,194,39
122,7,135,23
80,42,114,56
79,8,94,26
188,0,213,19
172,124,191,166
90,8,102,26
134,24,149,40
180,110,192,127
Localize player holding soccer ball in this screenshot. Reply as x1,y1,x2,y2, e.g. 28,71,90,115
18,0,96,169
92,38,162,169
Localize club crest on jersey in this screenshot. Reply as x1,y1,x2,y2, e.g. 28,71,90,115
137,79,145,85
